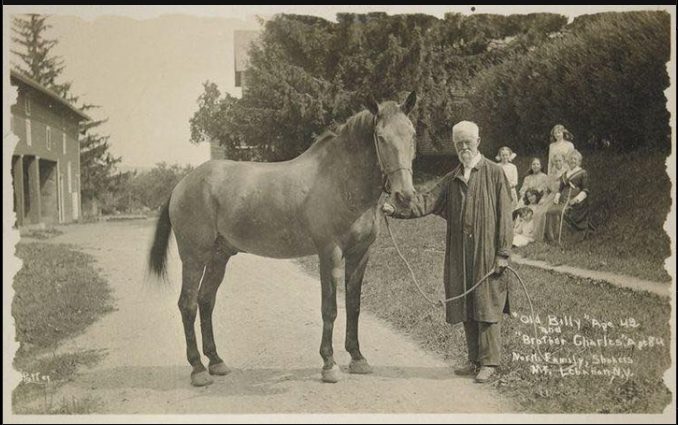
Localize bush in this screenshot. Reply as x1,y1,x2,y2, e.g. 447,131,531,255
468,11,671,155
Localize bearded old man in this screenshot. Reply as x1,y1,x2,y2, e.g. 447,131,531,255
383,121,513,383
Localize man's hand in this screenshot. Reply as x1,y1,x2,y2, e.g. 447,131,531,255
382,202,395,216
554,193,561,205
493,256,509,275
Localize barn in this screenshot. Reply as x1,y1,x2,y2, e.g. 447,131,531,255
10,69,90,227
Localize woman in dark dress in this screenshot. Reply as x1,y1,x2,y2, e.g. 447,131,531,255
544,150,594,242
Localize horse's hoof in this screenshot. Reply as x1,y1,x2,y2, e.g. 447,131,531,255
209,362,231,376
349,358,373,374
191,370,214,387
321,364,341,383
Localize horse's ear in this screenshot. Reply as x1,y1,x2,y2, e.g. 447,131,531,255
364,95,379,116
401,91,417,115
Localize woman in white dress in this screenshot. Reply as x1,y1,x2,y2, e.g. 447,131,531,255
496,146,519,208
547,124,575,177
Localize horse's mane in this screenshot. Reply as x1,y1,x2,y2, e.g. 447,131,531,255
311,129,338,147
308,101,401,151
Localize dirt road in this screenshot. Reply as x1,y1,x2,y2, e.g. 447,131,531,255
42,220,512,414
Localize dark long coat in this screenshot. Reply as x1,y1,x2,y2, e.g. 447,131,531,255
559,168,591,231
393,156,513,324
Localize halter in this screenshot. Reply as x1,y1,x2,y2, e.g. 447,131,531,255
372,116,413,194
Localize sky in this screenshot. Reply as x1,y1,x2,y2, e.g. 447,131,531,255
4,5,672,168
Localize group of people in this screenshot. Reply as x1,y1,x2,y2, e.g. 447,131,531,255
381,121,595,384
496,124,594,248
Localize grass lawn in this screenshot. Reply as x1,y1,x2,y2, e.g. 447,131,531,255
11,242,114,414
296,214,672,413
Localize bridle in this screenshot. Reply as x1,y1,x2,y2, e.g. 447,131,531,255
372,115,413,195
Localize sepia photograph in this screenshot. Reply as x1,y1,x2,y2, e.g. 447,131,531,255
3,5,676,423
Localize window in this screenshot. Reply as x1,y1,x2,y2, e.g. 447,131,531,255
67,161,72,193
62,133,67,155
25,97,31,116
46,126,52,150
25,119,32,146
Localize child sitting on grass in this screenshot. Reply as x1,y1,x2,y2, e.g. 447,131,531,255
513,207,535,247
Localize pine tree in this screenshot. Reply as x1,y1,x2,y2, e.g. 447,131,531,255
11,14,74,101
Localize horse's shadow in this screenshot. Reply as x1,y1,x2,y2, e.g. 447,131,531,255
73,364,456,397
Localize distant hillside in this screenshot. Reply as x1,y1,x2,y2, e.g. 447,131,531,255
116,165,153,175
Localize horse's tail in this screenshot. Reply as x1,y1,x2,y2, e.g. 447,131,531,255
149,196,172,281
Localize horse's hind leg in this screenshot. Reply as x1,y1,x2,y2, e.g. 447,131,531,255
198,243,231,376
178,257,213,387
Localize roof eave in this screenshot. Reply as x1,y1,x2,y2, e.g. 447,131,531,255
10,69,92,122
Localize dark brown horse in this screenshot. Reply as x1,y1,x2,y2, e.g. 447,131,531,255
149,92,418,386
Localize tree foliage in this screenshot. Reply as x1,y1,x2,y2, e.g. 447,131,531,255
10,14,73,101
467,11,671,154
191,12,568,161
127,162,194,211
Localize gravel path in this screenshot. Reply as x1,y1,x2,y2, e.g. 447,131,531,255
42,220,513,414
511,254,671,298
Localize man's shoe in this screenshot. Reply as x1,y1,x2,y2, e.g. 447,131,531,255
454,362,479,376
475,366,497,383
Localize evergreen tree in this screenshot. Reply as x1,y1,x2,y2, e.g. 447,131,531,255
191,12,568,161
11,14,73,101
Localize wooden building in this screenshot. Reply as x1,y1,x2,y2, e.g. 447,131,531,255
10,69,90,227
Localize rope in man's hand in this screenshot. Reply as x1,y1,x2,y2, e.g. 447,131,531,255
382,212,568,366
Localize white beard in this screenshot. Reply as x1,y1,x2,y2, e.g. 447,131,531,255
459,150,474,166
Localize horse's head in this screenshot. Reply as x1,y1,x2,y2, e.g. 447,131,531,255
366,91,417,209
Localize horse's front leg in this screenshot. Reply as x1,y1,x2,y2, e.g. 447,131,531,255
344,239,373,375
318,243,343,383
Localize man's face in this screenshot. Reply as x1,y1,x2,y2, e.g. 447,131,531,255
454,135,480,164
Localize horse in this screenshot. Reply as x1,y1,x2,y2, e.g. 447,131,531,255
148,91,418,387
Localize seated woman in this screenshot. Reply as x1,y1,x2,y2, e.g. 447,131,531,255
544,150,594,242
517,158,549,208
541,153,569,206
496,146,519,208
513,207,535,247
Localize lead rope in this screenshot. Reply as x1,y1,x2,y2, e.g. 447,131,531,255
383,214,559,366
